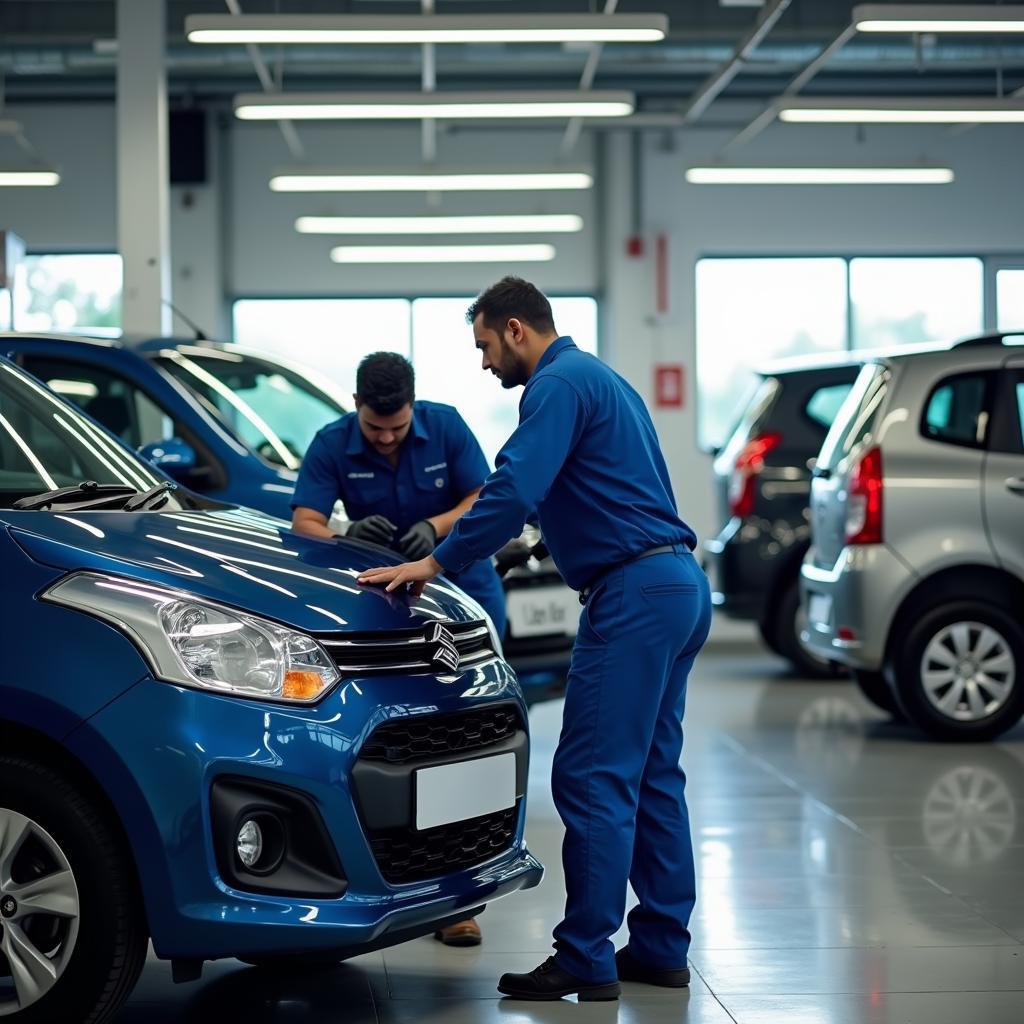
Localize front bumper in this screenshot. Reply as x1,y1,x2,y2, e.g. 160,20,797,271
799,544,914,671
69,660,543,961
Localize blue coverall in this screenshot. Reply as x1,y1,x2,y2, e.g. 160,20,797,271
435,337,711,983
292,400,507,638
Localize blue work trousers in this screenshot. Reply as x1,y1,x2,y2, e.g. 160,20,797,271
551,547,711,983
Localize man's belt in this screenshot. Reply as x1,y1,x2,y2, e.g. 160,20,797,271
578,544,686,605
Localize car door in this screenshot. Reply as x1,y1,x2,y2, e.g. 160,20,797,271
983,358,1024,576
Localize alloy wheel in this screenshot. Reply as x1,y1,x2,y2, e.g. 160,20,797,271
0,809,80,1017
920,621,1017,723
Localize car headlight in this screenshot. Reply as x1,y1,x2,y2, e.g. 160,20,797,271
43,572,339,703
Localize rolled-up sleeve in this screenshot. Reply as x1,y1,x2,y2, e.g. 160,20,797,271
290,433,342,518
434,374,587,573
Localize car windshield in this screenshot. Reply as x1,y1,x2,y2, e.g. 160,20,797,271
154,348,345,470
0,360,186,510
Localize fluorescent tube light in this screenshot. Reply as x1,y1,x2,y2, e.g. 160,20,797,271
778,97,1024,123
331,244,556,264
297,214,583,235
188,14,666,44
0,170,60,187
271,170,594,192
235,91,635,121
685,166,954,184
854,4,1024,33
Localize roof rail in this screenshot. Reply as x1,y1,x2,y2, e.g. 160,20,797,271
953,330,1024,349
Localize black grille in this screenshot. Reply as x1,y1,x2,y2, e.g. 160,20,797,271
359,706,521,765
319,620,493,675
369,804,520,884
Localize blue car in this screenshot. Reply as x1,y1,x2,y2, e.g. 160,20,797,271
1,332,581,680
0,355,541,1023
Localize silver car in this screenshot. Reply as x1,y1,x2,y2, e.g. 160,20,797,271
800,332,1024,741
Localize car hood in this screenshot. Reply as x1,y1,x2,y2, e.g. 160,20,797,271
4,507,485,633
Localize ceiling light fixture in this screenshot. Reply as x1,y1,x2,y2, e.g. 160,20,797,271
187,13,667,45
685,166,954,184
778,97,1024,123
0,170,61,187
298,214,583,235
235,91,635,121
271,170,594,192
330,244,556,264
854,4,1024,33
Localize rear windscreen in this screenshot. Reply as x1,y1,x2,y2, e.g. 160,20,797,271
817,363,889,472
716,376,780,465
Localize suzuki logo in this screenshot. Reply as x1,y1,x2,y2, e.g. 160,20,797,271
424,622,460,673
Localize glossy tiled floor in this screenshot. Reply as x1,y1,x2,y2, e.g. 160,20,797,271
114,646,1024,1023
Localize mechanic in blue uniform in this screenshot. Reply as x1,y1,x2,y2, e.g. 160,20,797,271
359,278,712,1001
291,351,506,949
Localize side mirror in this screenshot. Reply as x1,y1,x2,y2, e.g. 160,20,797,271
139,437,197,480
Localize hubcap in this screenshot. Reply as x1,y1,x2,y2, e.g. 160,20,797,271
920,621,1017,722
0,809,80,1016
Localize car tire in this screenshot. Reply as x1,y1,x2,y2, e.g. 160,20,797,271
851,669,904,719
891,602,1024,742
757,617,786,659
0,756,148,1024
772,580,836,679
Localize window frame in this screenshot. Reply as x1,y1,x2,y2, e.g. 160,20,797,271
917,370,997,452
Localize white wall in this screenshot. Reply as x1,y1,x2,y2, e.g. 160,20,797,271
226,121,597,297
3,101,1023,556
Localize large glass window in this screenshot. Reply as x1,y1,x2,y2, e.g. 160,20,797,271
997,269,1024,331
850,257,983,350
14,254,123,336
412,296,597,464
232,299,410,394
695,258,848,451
232,296,597,466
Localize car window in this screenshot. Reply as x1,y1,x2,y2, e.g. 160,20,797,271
804,383,853,430
714,376,779,466
156,351,345,469
19,355,172,449
0,361,186,508
818,363,889,472
921,373,990,449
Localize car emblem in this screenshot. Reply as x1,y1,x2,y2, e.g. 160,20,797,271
424,622,460,673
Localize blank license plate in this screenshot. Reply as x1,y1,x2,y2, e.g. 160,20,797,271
415,752,517,831
506,586,581,638
808,593,833,626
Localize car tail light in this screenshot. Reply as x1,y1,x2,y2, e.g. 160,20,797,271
728,432,782,519
845,446,883,545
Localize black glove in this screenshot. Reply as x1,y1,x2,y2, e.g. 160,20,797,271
530,539,549,563
346,515,397,546
494,539,533,578
399,519,437,560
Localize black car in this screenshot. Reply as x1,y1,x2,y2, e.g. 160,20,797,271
704,355,862,676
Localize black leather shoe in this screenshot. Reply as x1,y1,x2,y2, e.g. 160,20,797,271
497,957,620,1001
615,946,690,988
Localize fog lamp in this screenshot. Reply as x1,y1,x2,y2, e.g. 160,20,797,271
236,819,263,869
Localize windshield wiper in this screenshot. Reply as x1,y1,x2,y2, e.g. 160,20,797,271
122,481,176,512
13,480,139,511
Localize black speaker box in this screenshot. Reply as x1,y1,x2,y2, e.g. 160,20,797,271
170,109,207,185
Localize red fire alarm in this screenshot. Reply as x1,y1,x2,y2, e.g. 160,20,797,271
654,364,685,409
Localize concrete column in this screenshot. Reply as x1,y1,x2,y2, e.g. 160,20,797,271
117,0,171,335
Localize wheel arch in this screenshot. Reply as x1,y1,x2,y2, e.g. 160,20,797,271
885,564,1024,663
0,718,150,936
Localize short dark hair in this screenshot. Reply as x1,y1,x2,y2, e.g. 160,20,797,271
466,276,556,336
355,352,414,414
